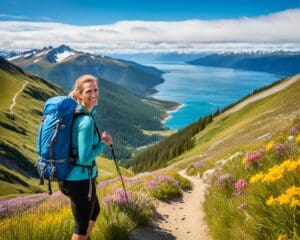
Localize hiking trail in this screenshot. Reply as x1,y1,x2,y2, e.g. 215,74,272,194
225,74,300,115
130,170,212,240
10,81,28,113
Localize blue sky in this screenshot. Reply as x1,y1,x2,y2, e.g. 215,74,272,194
1,0,299,24
1,1,300,53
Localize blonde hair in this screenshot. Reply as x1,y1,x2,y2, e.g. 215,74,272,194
69,74,98,103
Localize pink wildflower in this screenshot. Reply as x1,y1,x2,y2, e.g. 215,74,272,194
245,148,264,168
235,179,247,192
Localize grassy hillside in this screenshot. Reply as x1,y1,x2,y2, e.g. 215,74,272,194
129,76,300,172
171,75,300,170
202,120,300,240
0,58,64,195
0,58,133,197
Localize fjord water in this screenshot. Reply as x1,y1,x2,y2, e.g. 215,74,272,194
148,62,281,130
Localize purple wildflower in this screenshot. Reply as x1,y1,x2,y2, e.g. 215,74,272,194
154,174,179,187
0,193,48,218
101,189,133,208
187,160,204,171
275,143,286,156
98,180,110,189
102,196,114,207
289,123,300,135
147,180,158,190
215,173,234,188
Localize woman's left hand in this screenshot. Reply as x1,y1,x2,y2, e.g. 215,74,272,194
101,131,113,146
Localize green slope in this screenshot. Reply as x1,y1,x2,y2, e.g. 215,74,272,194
172,75,300,169
128,75,300,172
0,58,134,197
0,58,64,195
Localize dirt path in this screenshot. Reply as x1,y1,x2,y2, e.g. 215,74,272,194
225,74,300,115
130,170,212,240
9,81,28,113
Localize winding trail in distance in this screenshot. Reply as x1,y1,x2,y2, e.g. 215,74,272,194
225,74,300,115
9,81,28,113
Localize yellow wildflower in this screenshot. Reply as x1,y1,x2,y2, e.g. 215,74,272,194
266,196,275,206
280,159,300,171
290,198,300,207
267,186,300,208
262,165,285,183
296,134,300,144
250,172,265,184
265,141,275,152
277,194,291,205
241,157,247,166
286,186,300,195
277,234,288,240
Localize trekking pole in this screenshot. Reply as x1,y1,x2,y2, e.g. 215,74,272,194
110,144,129,203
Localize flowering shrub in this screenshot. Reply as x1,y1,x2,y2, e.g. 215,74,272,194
102,189,154,226
275,143,287,156
102,189,133,207
234,179,247,193
244,148,264,169
214,173,235,197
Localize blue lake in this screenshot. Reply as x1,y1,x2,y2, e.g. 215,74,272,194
147,62,281,130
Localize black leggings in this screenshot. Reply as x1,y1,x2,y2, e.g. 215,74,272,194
58,178,100,235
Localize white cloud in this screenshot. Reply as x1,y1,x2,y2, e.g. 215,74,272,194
0,13,28,20
0,9,300,53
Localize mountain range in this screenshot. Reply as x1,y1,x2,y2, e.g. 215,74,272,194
8,45,164,95
187,51,300,76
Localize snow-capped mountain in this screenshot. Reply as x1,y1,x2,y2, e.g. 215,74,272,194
187,51,300,76
0,50,18,59
7,45,164,95
6,45,80,65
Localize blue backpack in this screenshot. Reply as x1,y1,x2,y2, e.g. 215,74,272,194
36,96,86,194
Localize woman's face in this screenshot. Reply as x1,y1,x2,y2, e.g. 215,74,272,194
79,80,99,111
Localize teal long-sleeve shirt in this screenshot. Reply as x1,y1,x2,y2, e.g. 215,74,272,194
66,106,106,181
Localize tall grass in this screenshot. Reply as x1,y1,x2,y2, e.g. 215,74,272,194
204,120,300,240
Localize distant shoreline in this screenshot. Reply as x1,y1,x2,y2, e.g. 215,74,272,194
161,103,185,124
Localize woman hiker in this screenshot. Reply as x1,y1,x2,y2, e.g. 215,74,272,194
59,74,112,240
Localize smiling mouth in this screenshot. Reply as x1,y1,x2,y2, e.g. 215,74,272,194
90,98,98,103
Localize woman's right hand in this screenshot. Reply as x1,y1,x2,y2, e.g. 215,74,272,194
101,131,112,146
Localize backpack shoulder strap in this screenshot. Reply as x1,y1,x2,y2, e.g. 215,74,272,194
70,111,101,160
